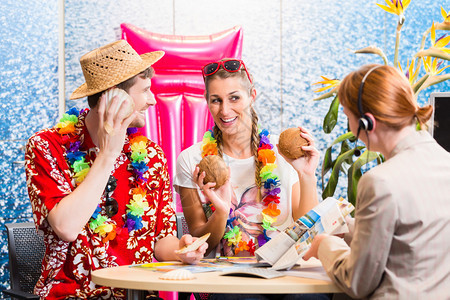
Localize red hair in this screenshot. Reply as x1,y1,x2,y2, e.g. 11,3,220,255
338,64,432,129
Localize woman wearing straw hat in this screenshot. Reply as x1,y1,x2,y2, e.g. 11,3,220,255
25,40,207,299
303,64,450,299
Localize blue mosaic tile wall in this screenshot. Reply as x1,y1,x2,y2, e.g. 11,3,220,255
0,0,59,295
1,0,448,295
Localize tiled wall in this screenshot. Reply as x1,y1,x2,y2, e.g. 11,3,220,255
0,0,447,294
0,0,59,293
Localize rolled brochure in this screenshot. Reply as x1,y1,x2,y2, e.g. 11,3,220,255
255,197,354,270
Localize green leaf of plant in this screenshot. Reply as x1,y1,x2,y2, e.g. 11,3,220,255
340,140,354,166
347,166,362,207
415,48,450,60
321,147,333,189
413,74,430,93
333,132,354,145
347,150,382,205
323,96,340,134
435,22,450,31
416,74,450,95
321,131,355,188
322,147,360,200
351,46,389,65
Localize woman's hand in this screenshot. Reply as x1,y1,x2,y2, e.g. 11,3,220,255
193,166,232,216
176,234,208,264
278,126,320,177
303,234,328,260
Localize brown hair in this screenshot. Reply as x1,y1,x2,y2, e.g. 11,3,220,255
204,60,262,196
338,64,432,129
87,67,154,108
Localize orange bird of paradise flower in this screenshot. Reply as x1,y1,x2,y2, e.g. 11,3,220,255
376,0,411,17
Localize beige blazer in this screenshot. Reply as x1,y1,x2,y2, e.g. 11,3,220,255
318,130,450,299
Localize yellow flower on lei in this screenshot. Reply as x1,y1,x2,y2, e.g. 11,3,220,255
227,230,242,246
131,141,148,162
260,164,278,180
74,168,90,184
94,223,115,237
55,112,78,134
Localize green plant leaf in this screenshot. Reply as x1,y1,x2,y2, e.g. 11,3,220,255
321,147,333,188
351,46,389,65
435,22,450,31
347,150,381,205
415,48,450,61
321,131,356,187
323,96,340,134
322,147,361,200
413,74,430,93
347,167,362,207
416,74,450,95
340,140,354,166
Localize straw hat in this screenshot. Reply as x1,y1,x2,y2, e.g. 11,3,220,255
70,40,164,99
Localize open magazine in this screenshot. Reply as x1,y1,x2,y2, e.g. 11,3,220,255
255,197,354,271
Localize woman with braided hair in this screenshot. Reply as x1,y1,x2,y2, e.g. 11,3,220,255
174,59,320,258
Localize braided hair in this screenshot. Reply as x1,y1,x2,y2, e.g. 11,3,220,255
205,60,263,200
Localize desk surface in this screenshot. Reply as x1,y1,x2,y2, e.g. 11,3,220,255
92,263,342,294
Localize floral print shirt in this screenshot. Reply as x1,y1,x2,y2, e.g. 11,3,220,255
25,110,176,299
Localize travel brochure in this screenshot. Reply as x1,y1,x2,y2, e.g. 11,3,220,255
135,197,354,279
255,197,354,270
135,256,269,274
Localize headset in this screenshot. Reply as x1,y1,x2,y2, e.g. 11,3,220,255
353,65,382,157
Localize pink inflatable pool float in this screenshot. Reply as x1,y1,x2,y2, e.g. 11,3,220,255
121,23,244,212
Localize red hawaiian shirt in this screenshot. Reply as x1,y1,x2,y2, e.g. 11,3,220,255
25,110,176,299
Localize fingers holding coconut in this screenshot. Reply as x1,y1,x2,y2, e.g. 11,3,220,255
194,166,216,191
298,126,315,147
197,156,230,189
278,127,320,175
195,156,231,214
278,127,310,159
297,127,320,164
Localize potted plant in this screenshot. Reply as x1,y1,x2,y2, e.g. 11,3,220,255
313,1,450,205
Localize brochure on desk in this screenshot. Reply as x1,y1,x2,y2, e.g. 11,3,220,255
135,256,269,274
255,197,354,271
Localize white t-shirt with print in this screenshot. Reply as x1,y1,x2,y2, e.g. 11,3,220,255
174,134,298,255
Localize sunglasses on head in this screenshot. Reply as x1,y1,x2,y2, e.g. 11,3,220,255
202,59,252,84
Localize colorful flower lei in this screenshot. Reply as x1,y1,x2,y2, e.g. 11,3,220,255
55,107,151,242
201,128,281,255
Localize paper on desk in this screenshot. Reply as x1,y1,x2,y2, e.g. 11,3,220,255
282,266,331,282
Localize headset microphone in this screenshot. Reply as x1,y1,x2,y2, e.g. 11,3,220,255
353,127,362,157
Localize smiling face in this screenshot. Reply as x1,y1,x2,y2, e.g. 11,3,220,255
126,75,155,128
206,76,255,138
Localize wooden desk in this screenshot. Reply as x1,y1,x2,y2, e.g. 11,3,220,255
92,262,342,300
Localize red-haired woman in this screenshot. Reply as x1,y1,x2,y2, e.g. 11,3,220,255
304,64,450,299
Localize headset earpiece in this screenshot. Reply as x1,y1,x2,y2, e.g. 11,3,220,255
358,115,373,131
